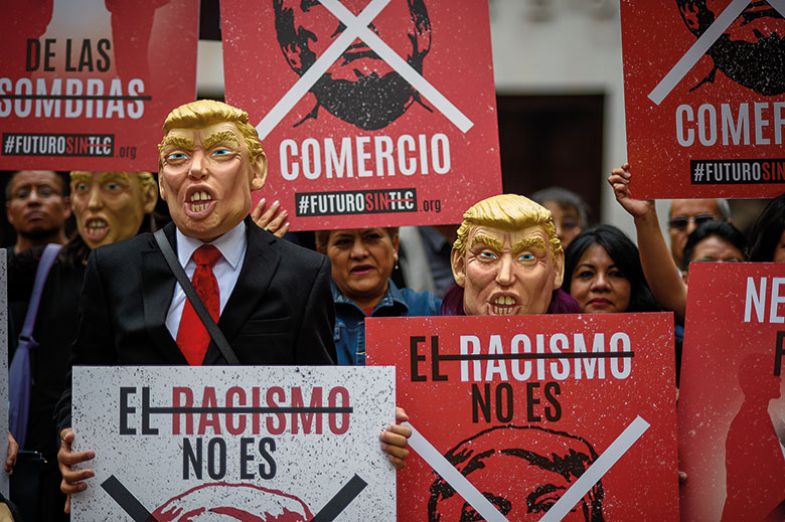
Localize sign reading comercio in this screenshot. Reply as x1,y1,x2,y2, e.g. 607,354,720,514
221,0,502,230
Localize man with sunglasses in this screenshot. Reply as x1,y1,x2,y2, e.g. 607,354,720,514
668,198,731,268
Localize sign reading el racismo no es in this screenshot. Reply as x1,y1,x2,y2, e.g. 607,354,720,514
621,1,785,198
71,366,395,521
367,314,679,521
221,0,502,230
0,0,198,171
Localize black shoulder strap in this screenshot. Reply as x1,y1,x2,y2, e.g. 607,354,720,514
153,229,240,365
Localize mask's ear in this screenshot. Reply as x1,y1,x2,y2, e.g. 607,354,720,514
142,180,158,214
250,151,268,191
678,1,702,35
553,249,565,289
451,248,466,288
61,196,72,220
159,173,168,202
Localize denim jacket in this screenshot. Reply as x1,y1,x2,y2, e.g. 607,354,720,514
332,280,441,365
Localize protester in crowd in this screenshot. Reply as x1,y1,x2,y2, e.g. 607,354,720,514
7,171,157,521
5,170,71,254
747,192,785,263
563,224,658,314
314,227,441,365
667,197,730,268
442,194,579,315
609,165,749,385
608,164,747,323
682,221,747,273
531,186,589,249
55,100,410,511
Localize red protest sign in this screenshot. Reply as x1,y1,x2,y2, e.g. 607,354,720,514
679,263,785,521
620,1,785,198
220,0,502,230
0,0,198,171
367,314,679,521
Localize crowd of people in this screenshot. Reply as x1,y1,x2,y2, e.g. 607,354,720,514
3,99,785,520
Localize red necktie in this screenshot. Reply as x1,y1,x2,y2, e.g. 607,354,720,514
176,245,222,365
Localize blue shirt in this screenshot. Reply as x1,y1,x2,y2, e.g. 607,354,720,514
332,280,441,365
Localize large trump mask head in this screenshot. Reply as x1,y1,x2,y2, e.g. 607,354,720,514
451,194,564,316
158,100,268,242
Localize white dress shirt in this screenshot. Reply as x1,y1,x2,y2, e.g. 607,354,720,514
165,221,247,340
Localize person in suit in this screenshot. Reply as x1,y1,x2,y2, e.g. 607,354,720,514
54,99,339,510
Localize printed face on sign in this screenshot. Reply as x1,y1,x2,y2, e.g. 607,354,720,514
428,426,604,521
152,482,313,521
159,122,266,241
70,171,156,249
677,0,785,95
272,0,432,130
458,225,562,316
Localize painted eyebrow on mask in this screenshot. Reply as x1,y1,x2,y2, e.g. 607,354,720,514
511,237,547,255
471,234,504,252
70,172,92,185
99,172,131,185
203,131,240,151
160,135,195,152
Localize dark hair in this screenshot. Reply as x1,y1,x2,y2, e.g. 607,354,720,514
748,192,785,262
682,220,747,270
5,170,69,200
562,225,658,313
314,227,399,251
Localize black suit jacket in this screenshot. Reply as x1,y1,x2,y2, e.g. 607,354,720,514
55,219,335,431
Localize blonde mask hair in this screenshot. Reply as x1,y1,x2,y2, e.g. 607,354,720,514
158,99,266,168
453,194,563,260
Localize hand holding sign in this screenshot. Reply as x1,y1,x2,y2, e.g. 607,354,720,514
608,163,656,220
379,407,412,470
4,433,17,475
57,428,94,512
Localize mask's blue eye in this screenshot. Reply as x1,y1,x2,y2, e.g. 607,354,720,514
479,251,497,260
519,252,536,263
211,148,233,157
166,151,189,162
